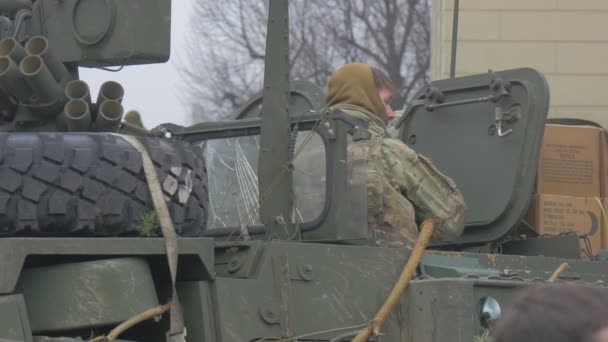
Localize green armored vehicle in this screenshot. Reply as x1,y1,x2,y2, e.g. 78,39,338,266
0,0,604,341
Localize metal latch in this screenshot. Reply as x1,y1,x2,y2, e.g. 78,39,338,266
494,104,521,137
494,106,513,137
489,69,520,137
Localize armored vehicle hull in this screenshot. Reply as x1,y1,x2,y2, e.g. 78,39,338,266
0,0,605,341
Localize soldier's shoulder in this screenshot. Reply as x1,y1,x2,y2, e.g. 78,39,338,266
382,137,416,155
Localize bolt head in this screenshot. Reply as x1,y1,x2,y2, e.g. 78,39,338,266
488,125,496,136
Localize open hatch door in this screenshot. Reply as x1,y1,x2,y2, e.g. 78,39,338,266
397,68,550,245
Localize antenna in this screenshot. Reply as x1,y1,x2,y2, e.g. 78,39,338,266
258,0,294,239
449,0,460,79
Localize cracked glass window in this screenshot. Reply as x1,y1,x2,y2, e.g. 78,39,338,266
204,131,326,229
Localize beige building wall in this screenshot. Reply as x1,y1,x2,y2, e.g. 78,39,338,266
432,0,608,127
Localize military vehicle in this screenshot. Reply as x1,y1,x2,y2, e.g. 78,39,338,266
0,0,605,341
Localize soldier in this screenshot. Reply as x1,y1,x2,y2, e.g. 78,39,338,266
325,63,465,246
124,110,145,129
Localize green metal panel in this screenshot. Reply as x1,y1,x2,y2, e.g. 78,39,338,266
500,234,581,259
421,250,608,282
27,0,171,67
401,279,527,341
300,117,370,242
176,281,217,342
399,68,550,245
214,241,267,279
0,294,33,342
0,237,215,294
16,258,158,333
211,241,409,341
205,241,608,341
401,280,476,341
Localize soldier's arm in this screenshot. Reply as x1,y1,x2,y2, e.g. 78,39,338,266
382,138,466,242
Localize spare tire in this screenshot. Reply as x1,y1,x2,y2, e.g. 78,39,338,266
0,133,208,236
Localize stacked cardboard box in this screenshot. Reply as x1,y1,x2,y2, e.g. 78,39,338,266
602,131,608,251
527,124,606,257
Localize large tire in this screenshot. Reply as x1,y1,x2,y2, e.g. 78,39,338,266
0,133,208,236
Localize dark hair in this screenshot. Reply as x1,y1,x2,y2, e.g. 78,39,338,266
371,67,396,93
492,284,608,342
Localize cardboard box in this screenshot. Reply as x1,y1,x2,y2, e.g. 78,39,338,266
538,125,602,197
603,198,608,251
527,194,602,257
602,130,608,198
600,132,608,250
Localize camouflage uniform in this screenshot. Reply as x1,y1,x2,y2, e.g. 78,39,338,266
337,105,465,246
325,63,465,246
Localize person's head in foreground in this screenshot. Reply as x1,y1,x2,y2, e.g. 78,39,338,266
492,283,608,342
325,63,396,122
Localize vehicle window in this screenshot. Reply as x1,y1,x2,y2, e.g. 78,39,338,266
204,131,326,230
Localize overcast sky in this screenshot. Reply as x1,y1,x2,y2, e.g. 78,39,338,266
78,0,192,129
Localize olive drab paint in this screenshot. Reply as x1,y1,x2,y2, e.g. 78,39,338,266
0,1,608,342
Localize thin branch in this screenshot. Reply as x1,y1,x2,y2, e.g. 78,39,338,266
548,263,570,282
352,218,440,342
88,303,171,342
238,1,265,59
179,0,431,120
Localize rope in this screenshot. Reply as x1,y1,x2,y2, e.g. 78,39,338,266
329,330,362,342
257,323,368,342
113,134,185,338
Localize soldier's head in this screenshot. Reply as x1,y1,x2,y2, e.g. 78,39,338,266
371,66,396,121
492,283,608,342
325,63,396,123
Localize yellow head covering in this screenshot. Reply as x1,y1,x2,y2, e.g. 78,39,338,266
325,63,388,123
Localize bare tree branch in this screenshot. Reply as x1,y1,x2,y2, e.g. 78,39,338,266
178,0,430,122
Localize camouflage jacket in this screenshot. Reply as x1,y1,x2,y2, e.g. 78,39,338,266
334,105,466,246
